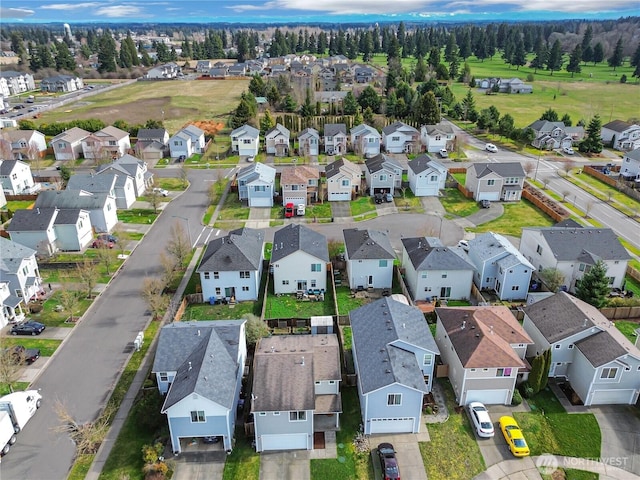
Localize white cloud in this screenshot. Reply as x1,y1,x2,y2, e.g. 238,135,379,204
96,5,144,17
41,2,101,10
0,7,34,17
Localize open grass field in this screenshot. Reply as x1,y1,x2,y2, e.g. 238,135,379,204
34,79,250,134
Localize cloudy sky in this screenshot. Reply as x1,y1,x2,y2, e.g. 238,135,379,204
1,0,637,24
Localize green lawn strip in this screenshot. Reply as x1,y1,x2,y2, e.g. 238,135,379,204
621,239,640,257
440,188,479,218
342,326,352,350
183,301,260,320
308,202,332,219
335,286,371,315
264,286,336,319
270,205,284,219
67,454,94,480
469,199,555,237
355,212,378,221
451,173,466,185
156,177,189,191
0,382,30,395
117,209,158,224
222,428,260,480
217,195,251,221
396,190,424,212
567,172,640,212
350,196,376,216
419,380,485,480
624,275,640,297
613,321,640,343
310,387,372,480
203,204,216,225
5,200,36,211
1,338,61,357
30,294,93,328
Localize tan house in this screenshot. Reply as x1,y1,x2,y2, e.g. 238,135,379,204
280,165,319,207
82,126,131,161
325,158,361,201
51,127,90,161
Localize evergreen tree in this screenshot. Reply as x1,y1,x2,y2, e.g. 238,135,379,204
444,32,458,63
55,41,76,71
353,108,363,126
358,86,381,113
459,30,472,59
560,113,572,126
633,62,640,82
259,110,275,135
248,75,266,97
97,31,118,73
608,38,624,71
530,43,548,73
582,44,593,65
631,42,640,68
38,44,55,69
546,39,563,75
511,37,527,70
529,351,547,394
414,91,440,125
282,94,297,113
581,25,593,63
342,91,358,115
579,114,603,154
461,89,477,122
28,43,41,71
575,260,610,308
498,114,515,138
540,108,559,122
592,42,604,64
566,44,582,77
540,349,552,390
229,99,253,129
449,56,460,80
414,56,427,83
363,106,374,125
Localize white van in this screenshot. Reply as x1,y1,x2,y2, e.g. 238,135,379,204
0,390,42,433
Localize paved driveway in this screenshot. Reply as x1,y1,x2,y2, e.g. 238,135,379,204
330,201,351,219
172,451,226,480
475,404,530,468
592,405,640,476
259,451,310,480
371,433,428,480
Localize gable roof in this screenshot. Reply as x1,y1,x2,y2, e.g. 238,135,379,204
402,237,474,271
469,232,534,269
237,162,276,184
407,155,447,175
470,162,525,179
351,123,380,138
252,334,340,412
265,123,290,138
625,149,640,161
343,228,395,260
6,207,57,231
382,121,418,136
436,306,532,368
324,123,347,137
197,227,264,272
280,165,319,185
0,159,25,176
298,127,319,139
575,330,630,367
136,128,168,142
271,224,329,263
51,127,90,143
67,173,118,193
231,124,259,138
3,129,43,144
0,237,36,272
365,153,402,174
95,125,129,141
423,122,454,136
602,120,638,133
350,297,439,394
325,157,361,179
35,190,111,210
527,120,566,133
53,208,84,225
153,320,244,411
181,124,205,139
527,227,631,263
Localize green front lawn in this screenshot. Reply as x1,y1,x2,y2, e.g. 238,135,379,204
223,429,259,480
396,189,424,213
5,200,35,211
117,209,158,224
0,338,61,357
470,199,555,237
614,320,640,344
308,202,332,219
419,380,485,480
440,188,478,218
30,293,94,327
217,194,251,221
350,196,376,217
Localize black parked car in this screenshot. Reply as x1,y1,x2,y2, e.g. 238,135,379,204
374,193,384,204
378,443,401,480
480,199,491,208
10,321,46,336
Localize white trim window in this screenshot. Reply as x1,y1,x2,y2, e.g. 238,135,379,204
423,354,433,366
190,410,206,423
600,367,618,380
289,411,306,421
387,393,402,406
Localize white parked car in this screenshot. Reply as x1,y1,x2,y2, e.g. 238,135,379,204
563,146,575,155
467,402,495,438
439,148,449,158
152,187,169,197
485,143,498,153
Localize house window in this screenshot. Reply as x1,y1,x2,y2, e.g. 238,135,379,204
607,277,615,285
159,372,168,382
579,264,586,272
282,280,289,285
289,411,306,421
387,394,402,406
512,286,520,291
259,412,266,416
496,368,512,377
214,272,219,279
392,136,400,142
379,260,388,268
379,174,387,181
441,273,447,278
240,271,250,278
242,139,251,144
204,272,210,279
291,184,299,191
554,344,561,349
311,263,322,272
487,179,495,186
423,354,433,366
421,273,427,278
568,344,574,349
600,368,618,379
273,411,280,416
430,175,438,182
242,286,249,292
310,280,317,288
190,410,206,423
315,381,321,385
424,287,431,292
341,179,349,187
215,287,221,295
536,245,543,255
254,185,266,192
329,380,336,385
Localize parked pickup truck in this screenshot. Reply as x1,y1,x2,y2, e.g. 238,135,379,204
3,345,40,365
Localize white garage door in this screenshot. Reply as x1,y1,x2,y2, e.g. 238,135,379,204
329,192,350,201
284,196,305,206
466,389,510,405
477,192,500,201
369,417,414,434
589,389,636,405
249,196,272,207
261,433,308,451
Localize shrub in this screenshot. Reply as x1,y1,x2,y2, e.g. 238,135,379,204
519,382,534,398
511,389,523,406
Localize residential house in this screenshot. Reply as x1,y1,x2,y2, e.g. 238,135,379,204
2,130,47,160
271,224,329,294
169,125,206,159
230,124,260,158
0,236,42,304
523,292,640,405
401,237,475,301
325,157,361,201
464,162,525,202
350,124,381,157
95,154,153,197
196,60,213,73
323,123,348,155
0,280,24,328
601,120,640,152
298,128,320,157
152,320,247,454
519,227,630,292
354,65,376,83
236,162,276,207
51,127,90,161
477,77,533,94
407,155,447,197
350,296,439,434
382,121,420,154
620,148,640,180
467,232,534,301
420,122,455,153
252,334,341,451
135,128,169,162
343,228,395,289
0,159,38,195
528,120,583,150
0,189,5,210
146,62,180,79
364,153,402,196
265,123,290,157
35,190,118,233
197,228,265,302
0,71,35,95
228,63,247,76
435,306,533,406
81,126,131,160
280,165,319,207
40,74,84,92
67,172,136,210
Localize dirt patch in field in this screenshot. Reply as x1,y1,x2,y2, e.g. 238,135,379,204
67,96,198,125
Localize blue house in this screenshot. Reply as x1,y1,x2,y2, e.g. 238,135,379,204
237,162,276,207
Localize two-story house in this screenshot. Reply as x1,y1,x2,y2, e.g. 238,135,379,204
280,165,319,207
95,154,152,198
231,124,260,158
323,123,348,155
350,124,381,158
523,292,640,405
0,280,25,327
264,123,290,157
135,128,169,162
435,306,533,406
343,228,395,290
382,121,420,154
601,120,640,152
519,227,630,292
0,71,35,95
297,128,320,157
68,172,135,210
467,232,534,301
620,148,640,180
407,155,447,197
271,224,329,294
81,126,131,160
325,158,361,201
169,125,206,160
197,228,264,303
40,74,84,92
528,120,583,150
351,296,439,434
364,153,402,196
0,159,38,195
152,320,247,454
0,236,43,303
51,127,90,161
237,162,276,207
2,130,47,160
35,190,118,233
465,162,525,202
252,334,341,451
401,237,475,301
420,122,455,153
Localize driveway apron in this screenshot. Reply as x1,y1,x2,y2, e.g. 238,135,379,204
370,433,428,480
259,451,310,480
172,451,226,480
592,405,640,476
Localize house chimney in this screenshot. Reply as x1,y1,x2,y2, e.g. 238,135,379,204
197,330,201,336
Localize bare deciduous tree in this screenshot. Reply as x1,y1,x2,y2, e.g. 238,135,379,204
159,251,178,287
76,258,99,299
538,268,565,292
59,287,82,322
165,222,191,270
559,160,576,177
179,165,189,188
0,338,25,393
141,277,169,320
327,239,344,260
523,162,535,178
542,177,551,189
111,224,130,257
585,199,594,218
562,190,570,201
53,400,113,455
94,244,118,275
147,185,162,213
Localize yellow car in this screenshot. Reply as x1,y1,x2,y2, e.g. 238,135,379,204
499,416,530,457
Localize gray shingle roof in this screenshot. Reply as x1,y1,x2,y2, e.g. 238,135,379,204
575,331,629,367
271,224,329,263
0,237,36,273
35,190,110,210
324,157,360,179
471,162,525,179
237,162,276,183
53,208,83,225
136,128,168,142
424,122,454,135
324,123,347,137
602,120,636,133
0,160,19,176
532,227,630,262
197,228,264,272
350,297,439,394
402,237,474,271
343,228,395,260
6,208,56,231
67,173,117,193
382,121,418,135
469,232,534,269
153,320,244,411
407,155,446,175
365,153,402,174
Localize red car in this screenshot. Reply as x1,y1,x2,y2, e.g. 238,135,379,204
284,203,295,218
91,238,114,249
